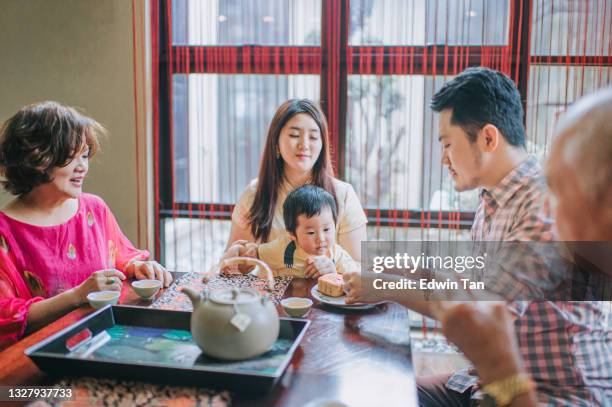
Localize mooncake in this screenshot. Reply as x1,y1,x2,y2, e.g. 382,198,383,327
317,273,344,297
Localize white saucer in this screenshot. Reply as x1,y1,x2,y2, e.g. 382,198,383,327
310,284,382,310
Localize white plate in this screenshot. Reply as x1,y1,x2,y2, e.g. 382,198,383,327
310,284,382,310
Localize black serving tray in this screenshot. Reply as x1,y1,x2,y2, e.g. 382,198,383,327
26,305,310,393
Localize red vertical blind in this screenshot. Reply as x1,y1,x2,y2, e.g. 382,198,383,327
152,0,612,269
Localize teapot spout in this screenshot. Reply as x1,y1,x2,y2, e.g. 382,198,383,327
180,287,203,306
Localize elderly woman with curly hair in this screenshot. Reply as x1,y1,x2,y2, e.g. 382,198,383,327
0,101,171,349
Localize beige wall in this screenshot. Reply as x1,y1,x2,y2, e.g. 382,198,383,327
0,0,151,251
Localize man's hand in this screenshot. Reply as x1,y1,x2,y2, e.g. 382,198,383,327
342,270,384,304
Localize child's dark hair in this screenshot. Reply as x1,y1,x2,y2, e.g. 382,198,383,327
283,185,338,235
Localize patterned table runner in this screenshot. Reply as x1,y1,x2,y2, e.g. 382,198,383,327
33,377,229,407
152,272,293,311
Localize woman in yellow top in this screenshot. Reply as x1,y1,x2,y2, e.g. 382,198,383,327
227,99,367,268
227,185,360,278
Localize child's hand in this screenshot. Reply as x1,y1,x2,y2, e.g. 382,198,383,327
304,256,336,278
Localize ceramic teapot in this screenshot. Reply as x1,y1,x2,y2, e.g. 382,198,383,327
181,257,280,361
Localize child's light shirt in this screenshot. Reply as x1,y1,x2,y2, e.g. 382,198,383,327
257,234,359,277
232,178,367,243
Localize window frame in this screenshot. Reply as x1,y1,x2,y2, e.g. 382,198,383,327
152,0,610,259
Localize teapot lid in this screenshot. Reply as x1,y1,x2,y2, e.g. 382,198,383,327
209,288,260,305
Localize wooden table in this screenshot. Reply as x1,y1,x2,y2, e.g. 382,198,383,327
0,276,418,406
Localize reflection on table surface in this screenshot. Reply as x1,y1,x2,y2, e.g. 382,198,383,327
0,273,417,407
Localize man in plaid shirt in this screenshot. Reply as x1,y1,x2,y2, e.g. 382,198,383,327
423,86,612,407
407,68,609,406
442,157,610,406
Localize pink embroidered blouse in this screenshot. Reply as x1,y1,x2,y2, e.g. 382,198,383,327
0,193,148,349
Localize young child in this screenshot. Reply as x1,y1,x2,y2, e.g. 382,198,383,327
224,185,359,278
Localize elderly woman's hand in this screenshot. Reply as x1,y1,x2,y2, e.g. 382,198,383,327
127,260,173,287
73,269,126,304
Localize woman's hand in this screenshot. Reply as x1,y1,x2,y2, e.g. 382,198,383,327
73,269,126,304
128,260,173,287
304,256,336,278
220,240,258,274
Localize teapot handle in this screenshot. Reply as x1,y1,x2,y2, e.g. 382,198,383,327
220,257,275,292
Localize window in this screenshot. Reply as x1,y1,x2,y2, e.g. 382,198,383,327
531,0,612,56
526,65,612,156
154,0,612,271
172,0,321,45
350,0,510,46
172,74,319,203
347,74,481,213
527,0,612,157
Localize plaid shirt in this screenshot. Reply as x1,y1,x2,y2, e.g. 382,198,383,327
446,156,612,406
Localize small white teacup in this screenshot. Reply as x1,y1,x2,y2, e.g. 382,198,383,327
87,290,120,309
132,279,162,299
281,297,313,318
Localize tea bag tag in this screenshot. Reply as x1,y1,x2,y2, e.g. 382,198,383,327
230,313,251,332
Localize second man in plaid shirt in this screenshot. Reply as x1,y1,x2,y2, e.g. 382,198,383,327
345,67,610,406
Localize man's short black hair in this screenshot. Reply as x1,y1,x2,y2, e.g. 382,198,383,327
431,67,526,147
283,185,338,235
